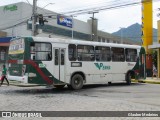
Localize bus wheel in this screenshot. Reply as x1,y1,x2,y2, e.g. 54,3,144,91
54,85,65,89
126,73,131,85
108,82,112,85
71,74,83,90
67,84,72,90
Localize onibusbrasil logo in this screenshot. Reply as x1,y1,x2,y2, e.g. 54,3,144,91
94,63,111,70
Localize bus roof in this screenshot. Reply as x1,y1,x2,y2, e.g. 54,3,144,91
14,37,142,49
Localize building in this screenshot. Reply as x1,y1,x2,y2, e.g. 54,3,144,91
0,2,134,65
0,30,10,67
149,20,160,77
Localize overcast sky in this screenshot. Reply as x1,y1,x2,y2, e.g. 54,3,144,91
0,0,160,33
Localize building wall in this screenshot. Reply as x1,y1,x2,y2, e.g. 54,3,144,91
0,31,8,68
0,2,92,37
0,2,133,44
0,3,23,33
0,31,7,37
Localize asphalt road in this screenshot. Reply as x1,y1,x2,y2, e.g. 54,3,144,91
0,82,160,120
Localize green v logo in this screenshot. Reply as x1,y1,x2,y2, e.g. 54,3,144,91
94,63,103,70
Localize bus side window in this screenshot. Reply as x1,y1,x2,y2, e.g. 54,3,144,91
30,42,35,60
68,44,76,61
112,47,125,62
125,48,137,62
95,46,111,61
77,45,94,61
30,42,52,61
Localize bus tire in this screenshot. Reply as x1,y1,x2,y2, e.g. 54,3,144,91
126,73,131,85
67,84,72,90
70,74,83,90
54,85,65,89
108,82,112,85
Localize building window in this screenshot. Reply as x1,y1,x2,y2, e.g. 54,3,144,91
102,38,105,42
98,36,101,42
0,50,6,60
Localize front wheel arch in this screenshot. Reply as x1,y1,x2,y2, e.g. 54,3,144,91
70,71,86,84
69,71,85,90
70,74,84,90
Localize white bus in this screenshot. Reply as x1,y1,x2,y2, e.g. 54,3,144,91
8,37,146,89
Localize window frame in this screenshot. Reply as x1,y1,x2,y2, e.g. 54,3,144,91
125,48,137,62
30,42,52,61
111,47,125,62
68,44,77,61
95,46,111,62
77,45,95,61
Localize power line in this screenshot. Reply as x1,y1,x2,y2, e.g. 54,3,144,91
0,16,31,29
39,0,157,18
25,0,31,5
56,0,121,13
0,0,158,32
0,19,28,31
60,0,159,16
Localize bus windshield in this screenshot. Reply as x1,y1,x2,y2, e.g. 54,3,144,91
8,38,26,76
9,38,25,55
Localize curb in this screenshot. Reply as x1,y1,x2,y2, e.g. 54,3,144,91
131,79,160,84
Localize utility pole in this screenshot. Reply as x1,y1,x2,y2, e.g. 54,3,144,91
89,11,98,41
70,15,76,39
70,15,74,39
32,0,37,36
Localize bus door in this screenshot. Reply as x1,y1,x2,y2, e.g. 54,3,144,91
53,48,66,82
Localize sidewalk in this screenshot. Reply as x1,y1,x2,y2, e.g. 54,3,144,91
132,77,160,84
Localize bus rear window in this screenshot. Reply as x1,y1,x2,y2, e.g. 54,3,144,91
30,42,52,61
